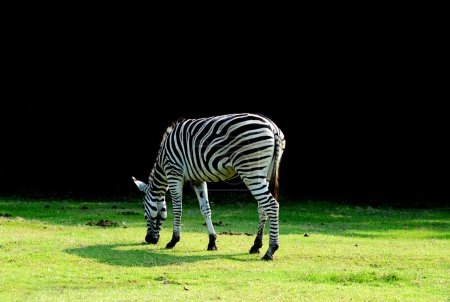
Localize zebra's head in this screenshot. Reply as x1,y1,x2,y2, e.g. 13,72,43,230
132,176,167,244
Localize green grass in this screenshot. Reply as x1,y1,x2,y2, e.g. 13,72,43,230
0,196,449,301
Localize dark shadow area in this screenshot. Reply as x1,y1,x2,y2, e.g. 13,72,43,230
2,17,448,208
3,100,449,207
64,243,253,268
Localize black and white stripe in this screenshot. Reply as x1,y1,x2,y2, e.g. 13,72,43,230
137,113,285,260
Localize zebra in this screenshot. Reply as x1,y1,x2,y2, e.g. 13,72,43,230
132,113,285,260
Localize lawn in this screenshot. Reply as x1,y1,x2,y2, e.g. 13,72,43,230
0,195,449,301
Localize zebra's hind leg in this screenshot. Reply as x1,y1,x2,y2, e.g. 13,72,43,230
249,205,267,254
262,198,279,260
242,177,280,260
193,181,217,251
260,196,279,260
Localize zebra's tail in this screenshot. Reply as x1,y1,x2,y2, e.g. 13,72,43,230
270,130,285,201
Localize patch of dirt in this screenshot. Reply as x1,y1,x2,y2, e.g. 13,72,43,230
203,221,228,226
120,211,140,215
155,276,170,284
0,213,12,218
154,276,184,285
86,219,118,227
219,231,254,236
155,276,168,282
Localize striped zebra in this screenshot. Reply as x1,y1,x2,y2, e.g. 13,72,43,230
132,113,285,260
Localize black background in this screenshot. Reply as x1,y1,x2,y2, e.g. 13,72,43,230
1,12,448,206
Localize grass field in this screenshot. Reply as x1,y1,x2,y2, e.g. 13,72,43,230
0,196,449,301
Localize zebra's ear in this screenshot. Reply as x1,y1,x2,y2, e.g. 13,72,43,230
132,176,148,192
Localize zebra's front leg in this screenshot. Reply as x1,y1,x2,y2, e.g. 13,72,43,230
249,206,267,254
194,181,217,251
166,179,183,249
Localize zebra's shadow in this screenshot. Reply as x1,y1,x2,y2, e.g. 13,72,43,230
64,243,254,267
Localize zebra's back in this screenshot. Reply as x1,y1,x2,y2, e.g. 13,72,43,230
162,113,284,183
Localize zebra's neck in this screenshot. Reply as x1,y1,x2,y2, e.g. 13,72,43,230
147,159,168,201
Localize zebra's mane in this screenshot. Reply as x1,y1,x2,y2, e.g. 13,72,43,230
159,118,185,147
148,118,185,184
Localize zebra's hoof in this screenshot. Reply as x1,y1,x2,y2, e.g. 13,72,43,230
207,234,217,251
207,245,217,251
261,254,273,260
145,234,159,244
249,246,260,254
165,241,177,249
166,234,180,249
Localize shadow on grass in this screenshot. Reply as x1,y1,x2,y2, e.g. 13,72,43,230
65,243,253,267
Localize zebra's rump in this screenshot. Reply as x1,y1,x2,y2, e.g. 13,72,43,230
162,113,281,183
